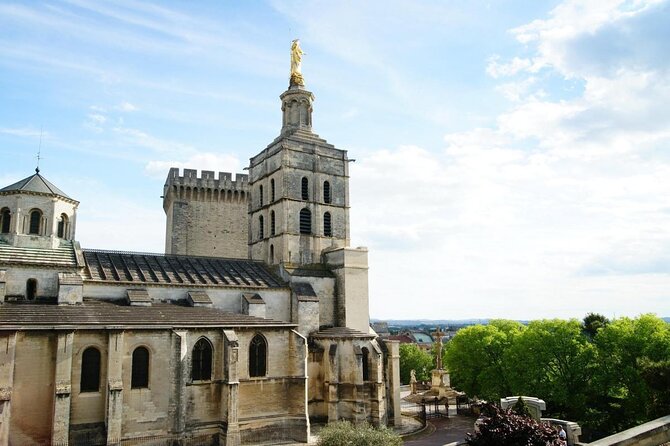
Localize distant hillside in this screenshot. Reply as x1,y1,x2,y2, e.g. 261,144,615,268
374,317,670,326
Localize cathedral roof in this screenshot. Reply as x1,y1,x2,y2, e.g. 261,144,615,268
0,170,75,201
82,249,285,289
0,298,294,330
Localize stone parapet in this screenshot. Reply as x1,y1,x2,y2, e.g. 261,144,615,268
164,168,249,197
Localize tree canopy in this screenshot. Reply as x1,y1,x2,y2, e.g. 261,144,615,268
398,343,433,384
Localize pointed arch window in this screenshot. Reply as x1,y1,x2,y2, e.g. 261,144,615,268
192,338,213,381
0,208,10,234
259,215,264,239
323,181,331,204
29,209,42,235
270,244,274,263
259,185,264,207
270,179,275,202
81,347,101,392
26,279,37,300
299,208,311,234
301,177,309,200
270,211,276,236
324,212,332,237
131,346,150,389
249,334,267,377
57,213,68,238
362,347,370,381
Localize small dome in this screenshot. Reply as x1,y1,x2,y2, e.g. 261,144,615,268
0,171,74,201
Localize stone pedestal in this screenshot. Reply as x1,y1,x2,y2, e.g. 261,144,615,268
500,396,546,421
431,369,450,390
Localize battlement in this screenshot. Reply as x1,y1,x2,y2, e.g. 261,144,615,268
165,167,249,190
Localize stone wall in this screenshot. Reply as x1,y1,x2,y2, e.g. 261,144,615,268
163,168,249,258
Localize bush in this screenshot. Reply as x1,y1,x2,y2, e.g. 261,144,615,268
467,403,563,446
317,420,403,446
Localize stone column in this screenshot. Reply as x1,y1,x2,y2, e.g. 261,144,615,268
0,332,17,446
222,330,240,446
52,331,74,445
106,331,124,445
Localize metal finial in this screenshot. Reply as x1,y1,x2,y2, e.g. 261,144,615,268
36,126,43,174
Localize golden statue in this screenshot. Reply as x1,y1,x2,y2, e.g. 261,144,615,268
290,39,305,86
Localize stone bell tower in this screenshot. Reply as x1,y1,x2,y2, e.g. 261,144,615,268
248,45,351,266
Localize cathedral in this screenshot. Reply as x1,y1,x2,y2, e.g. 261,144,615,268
0,47,401,446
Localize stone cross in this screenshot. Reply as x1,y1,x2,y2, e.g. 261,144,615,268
432,327,446,370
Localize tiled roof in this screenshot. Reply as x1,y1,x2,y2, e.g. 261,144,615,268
0,239,78,267
312,327,375,339
0,171,74,200
82,249,285,289
0,299,293,329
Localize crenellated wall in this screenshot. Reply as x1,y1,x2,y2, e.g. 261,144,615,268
163,168,250,258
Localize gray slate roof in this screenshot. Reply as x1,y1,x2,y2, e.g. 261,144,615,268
0,239,78,267
83,249,285,289
0,299,293,329
312,327,375,339
0,171,73,200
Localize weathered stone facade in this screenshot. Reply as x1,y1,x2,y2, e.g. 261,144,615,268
0,77,400,445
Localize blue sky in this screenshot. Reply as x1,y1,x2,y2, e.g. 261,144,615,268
2,0,669,320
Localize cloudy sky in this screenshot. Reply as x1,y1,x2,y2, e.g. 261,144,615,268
1,0,669,320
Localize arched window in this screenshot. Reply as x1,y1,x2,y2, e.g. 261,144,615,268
26,279,37,300
270,244,274,263
324,212,332,237
299,208,311,234
81,347,101,392
323,181,331,204
249,334,267,377
57,214,68,238
259,215,264,239
259,185,264,207
192,338,212,381
270,211,276,236
362,347,370,381
0,208,10,234
301,177,309,200
131,347,149,389
29,209,42,235
270,179,275,202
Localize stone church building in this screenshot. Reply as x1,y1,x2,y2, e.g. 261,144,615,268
0,73,401,445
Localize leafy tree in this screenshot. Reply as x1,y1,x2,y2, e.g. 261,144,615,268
317,421,402,446
466,403,563,446
583,313,609,339
506,319,595,420
589,314,670,434
512,396,532,418
444,320,524,400
398,343,433,384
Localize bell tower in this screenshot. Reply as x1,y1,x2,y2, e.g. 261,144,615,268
248,47,350,266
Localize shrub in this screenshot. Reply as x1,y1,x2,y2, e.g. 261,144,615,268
467,403,563,446
317,420,403,446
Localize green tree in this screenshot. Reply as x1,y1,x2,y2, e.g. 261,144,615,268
317,421,402,446
506,319,595,420
444,320,524,400
589,314,670,434
398,343,433,384
583,313,609,339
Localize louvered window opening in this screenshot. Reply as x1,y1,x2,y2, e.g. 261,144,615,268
301,177,309,200
270,211,276,236
259,185,264,207
259,215,264,239
270,179,275,202
324,212,332,237
299,208,311,234
323,181,331,203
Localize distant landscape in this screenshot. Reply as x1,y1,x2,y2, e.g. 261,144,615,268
373,317,670,327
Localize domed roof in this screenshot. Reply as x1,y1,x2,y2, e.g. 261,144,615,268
0,169,73,200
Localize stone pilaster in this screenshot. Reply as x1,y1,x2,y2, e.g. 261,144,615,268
385,340,402,426
222,330,240,446
52,331,74,445
0,270,6,304
0,332,17,446
290,330,310,442
106,331,124,445
170,330,188,435
327,343,339,422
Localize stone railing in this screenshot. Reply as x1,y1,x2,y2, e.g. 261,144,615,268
578,415,670,446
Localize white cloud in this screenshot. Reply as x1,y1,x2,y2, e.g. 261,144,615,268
486,56,533,78
118,102,138,112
